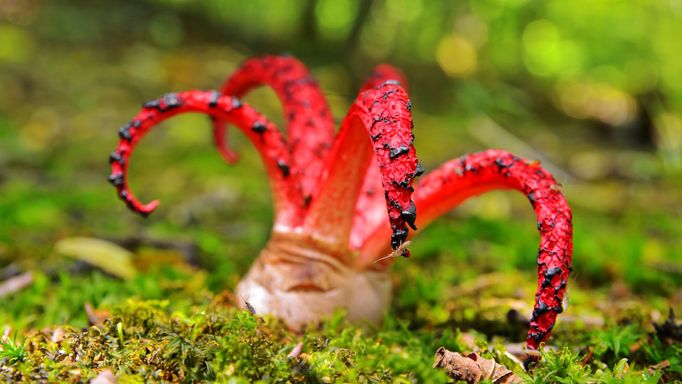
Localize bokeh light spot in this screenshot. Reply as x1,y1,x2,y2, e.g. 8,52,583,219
315,0,356,41
522,19,562,77
0,24,33,63
436,34,477,78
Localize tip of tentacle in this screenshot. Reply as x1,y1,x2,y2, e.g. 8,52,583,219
110,175,160,217
381,79,402,87
138,200,160,216
118,190,159,217
217,147,240,164
390,227,410,256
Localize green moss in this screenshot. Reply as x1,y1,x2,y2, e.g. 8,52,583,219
0,299,452,382
2,272,679,383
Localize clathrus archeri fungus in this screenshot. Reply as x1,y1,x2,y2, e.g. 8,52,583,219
108,55,573,352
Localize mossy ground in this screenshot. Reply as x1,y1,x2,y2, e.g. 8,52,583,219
0,271,680,383
1,204,681,382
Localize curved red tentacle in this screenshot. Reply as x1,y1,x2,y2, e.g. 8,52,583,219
213,55,335,202
350,65,413,250
359,64,408,92
358,149,573,350
212,117,239,164
108,91,304,229
303,82,418,252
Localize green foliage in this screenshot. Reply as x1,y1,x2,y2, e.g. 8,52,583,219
520,348,666,384
0,334,27,366
590,324,645,364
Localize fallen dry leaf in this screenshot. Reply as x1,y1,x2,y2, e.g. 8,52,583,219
433,347,522,384
55,237,137,280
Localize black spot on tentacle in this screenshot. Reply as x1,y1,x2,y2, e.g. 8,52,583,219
532,299,563,320
162,93,182,110
541,267,563,288
537,221,543,231
209,91,219,108
391,228,408,249
386,198,403,211
143,99,161,110
555,280,567,293
119,189,129,201
109,151,124,166
277,160,290,177
532,300,549,319
414,162,424,177
528,192,536,208
371,115,390,129
118,122,133,142
495,157,509,172
381,89,398,100
251,122,267,134
389,145,410,159
108,173,124,187
401,201,417,230
232,97,242,109
464,163,478,173
405,100,412,112
393,179,414,191
371,133,382,142
528,330,544,342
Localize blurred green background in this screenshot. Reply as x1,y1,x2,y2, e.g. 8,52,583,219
0,0,681,320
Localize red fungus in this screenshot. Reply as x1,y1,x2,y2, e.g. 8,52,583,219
108,55,573,355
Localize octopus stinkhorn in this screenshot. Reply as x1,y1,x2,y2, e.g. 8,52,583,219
108,55,573,351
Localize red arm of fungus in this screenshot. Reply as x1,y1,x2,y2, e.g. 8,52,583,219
349,65,415,250
303,83,418,253
359,64,408,92
358,149,573,349
108,91,305,229
215,55,335,202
